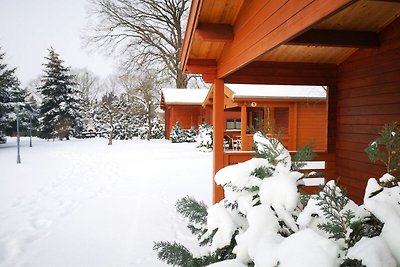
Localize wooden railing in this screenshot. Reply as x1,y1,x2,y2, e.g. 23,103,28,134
222,150,336,194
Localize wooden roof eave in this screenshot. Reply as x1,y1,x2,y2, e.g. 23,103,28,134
232,96,327,103
180,0,203,73
216,0,354,78
203,85,236,106
202,86,214,107
160,93,166,109
164,102,204,106
182,0,355,80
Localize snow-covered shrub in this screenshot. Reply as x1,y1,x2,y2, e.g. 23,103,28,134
138,117,165,140
151,117,165,139
170,121,187,143
196,122,213,151
185,126,198,143
138,125,147,140
170,122,200,143
154,131,316,266
155,124,400,267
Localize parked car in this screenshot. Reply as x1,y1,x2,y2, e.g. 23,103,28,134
0,131,6,144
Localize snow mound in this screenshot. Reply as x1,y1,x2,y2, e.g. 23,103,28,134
253,229,339,267
348,236,397,267
205,259,247,267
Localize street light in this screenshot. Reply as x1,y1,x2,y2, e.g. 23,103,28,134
29,113,32,147
16,104,21,164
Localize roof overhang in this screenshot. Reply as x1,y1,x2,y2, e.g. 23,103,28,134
160,88,209,109
181,0,400,85
203,84,327,107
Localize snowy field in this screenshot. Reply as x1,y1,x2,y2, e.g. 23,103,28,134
0,137,212,267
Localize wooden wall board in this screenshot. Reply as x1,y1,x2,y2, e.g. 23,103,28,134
336,17,400,203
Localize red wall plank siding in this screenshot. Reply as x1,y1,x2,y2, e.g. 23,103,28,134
165,106,205,139
336,18,400,203
296,102,327,151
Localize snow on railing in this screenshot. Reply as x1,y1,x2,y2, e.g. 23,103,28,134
223,151,333,190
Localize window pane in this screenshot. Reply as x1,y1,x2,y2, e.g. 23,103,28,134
226,119,235,129
236,119,241,129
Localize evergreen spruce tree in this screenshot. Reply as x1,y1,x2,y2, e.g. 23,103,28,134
170,121,187,143
113,93,133,140
185,126,197,143
0,48,30,134
38,48,83,140
150,117,164,139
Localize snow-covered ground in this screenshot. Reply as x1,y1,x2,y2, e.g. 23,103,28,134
0,137,212,267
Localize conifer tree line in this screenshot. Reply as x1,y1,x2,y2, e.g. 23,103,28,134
0,46,164,141
0,49,37,136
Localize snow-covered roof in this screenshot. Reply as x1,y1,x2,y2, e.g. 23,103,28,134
161,88,209,105
226,84,326,99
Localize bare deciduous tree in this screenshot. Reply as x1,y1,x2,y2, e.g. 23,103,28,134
85,0,190,88
101,92,119,145
72,68,101,104
100,76,123,145
120,71,160,141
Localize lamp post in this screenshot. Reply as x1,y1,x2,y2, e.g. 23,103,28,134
16,105,21,164
29,113,32,147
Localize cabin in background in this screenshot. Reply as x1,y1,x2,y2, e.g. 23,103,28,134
203,84,327,151
160,88,210,139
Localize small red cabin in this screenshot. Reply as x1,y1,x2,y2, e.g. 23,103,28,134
160,88,210,139
204,84,327,151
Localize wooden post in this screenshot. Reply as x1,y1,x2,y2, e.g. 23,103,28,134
326,85,337,182
241,104,247,151
289,103,298,150
213,79,225,203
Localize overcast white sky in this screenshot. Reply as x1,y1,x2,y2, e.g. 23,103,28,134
0,0,115,87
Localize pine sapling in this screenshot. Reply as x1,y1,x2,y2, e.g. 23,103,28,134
291,142,316,171
153,241,197,267
154,196,237,266
315,182,384,261
175,196,211,245
365,121,400,187
316,183,355,248
170,121,187,143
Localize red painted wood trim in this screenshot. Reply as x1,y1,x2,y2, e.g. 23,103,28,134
180,0,203,72
196,23,234,42
186,59,217,75
224,61,338,86
213,79,226,203
288,29,380,48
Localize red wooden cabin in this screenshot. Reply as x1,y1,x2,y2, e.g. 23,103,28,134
203,84,327,151
181,0,400,204
160,88,210,139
